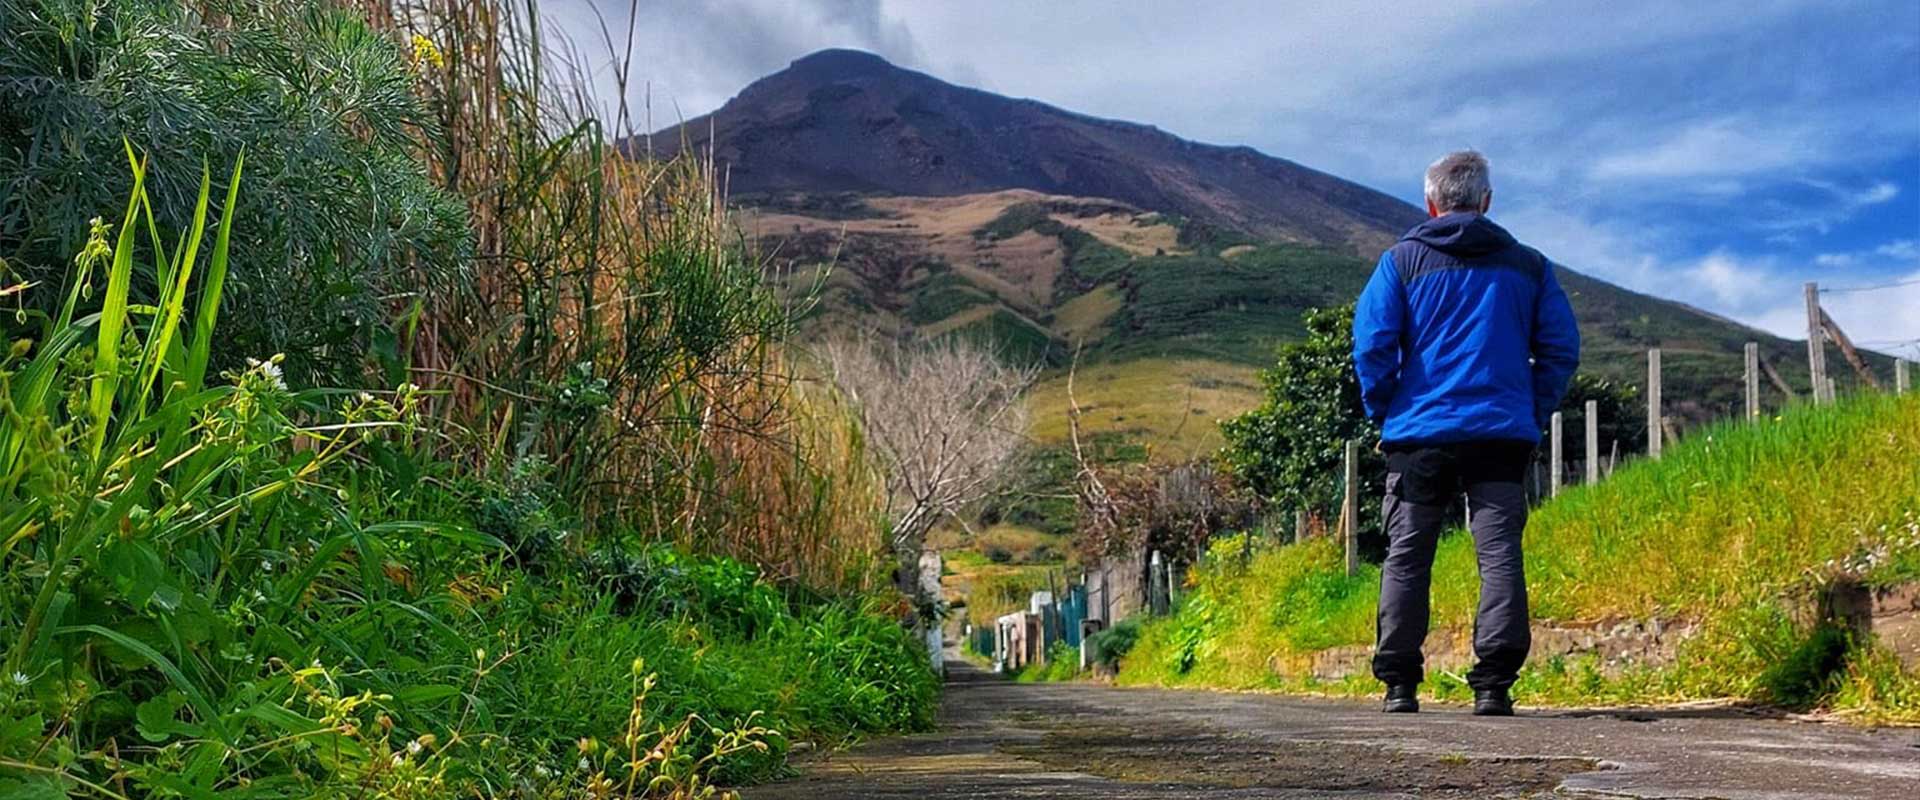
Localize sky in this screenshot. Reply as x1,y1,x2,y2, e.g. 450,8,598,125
544,0,1920,357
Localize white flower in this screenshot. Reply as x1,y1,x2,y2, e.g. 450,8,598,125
408,739,424,755
578,757,591,771
246,357,287,390
9,672,28,686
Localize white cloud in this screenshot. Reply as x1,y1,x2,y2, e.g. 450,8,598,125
1814,239,1916,269
1855,181,1901,206
1877,239,1919,260
539,0,924,129
1507,206,1920,348
1588,118,1816,182
1501,205,1672,289
1688,250,1775,307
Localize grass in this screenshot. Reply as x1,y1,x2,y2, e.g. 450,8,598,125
1013,643,1082,683
956,566,1061,628
1026,358,1262,458
969,524,1069,564
1120,393,1920,722
905,274,996,325
1051,284,1124,341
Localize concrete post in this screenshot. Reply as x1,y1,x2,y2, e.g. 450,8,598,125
1648,348,1663,458
1584,399,1599,485
1342,440,1360,578
1549,411,1564,497
1148,550,1166,615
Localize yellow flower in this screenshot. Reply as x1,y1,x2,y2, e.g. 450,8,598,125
410,34,444,69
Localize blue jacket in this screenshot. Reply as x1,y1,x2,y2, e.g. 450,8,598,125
1352,212,1580,446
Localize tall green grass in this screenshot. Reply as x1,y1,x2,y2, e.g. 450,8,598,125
1122,393,1920,721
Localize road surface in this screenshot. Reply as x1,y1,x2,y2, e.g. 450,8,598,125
746,658,1919,799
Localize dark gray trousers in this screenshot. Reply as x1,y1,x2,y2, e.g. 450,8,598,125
1372,467,1531,691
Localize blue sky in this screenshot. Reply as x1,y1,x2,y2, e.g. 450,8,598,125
550,0,1920,356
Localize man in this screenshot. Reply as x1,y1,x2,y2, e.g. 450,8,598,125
1351,150,1580,716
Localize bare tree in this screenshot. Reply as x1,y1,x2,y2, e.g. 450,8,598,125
821,336,1037,620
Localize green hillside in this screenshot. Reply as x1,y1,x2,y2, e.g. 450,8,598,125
1117,392,1920,722
766,192,1883,443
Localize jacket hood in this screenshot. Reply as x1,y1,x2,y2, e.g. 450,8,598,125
1401,212,1516,258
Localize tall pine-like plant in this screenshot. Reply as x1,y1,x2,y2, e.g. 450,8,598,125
0,0,469,385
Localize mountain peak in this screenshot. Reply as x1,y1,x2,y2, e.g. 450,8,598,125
785,48,899,79
645,50,1425,255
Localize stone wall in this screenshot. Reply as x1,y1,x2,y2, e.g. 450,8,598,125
1305,580,1920,682
1309,618,1699,681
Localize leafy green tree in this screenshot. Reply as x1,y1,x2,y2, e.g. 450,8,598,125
0,0,469,385
1218,304,1385,552
1556,373,1647,465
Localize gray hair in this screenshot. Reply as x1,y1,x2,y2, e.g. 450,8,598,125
1424,150,1491,213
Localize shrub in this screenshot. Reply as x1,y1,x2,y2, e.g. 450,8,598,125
1085,617,1143,670
0,0,470,385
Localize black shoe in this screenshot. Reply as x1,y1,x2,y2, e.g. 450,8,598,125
1382,684,1420,713
1472,688,1515,716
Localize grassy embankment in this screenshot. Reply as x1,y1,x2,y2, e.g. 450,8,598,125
1119,393,1920,723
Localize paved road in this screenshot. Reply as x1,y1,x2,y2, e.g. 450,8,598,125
747,659,1919,799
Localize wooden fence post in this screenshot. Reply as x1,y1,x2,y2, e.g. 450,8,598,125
1647,347,1663,458
1549,411,1563,497
1805,282,1828,404
1819,309,1881,390
1744,342,1760,420
1584,400,1599,485
1342,440,1359,578
1898,359,1911,395
1294,508,1307,543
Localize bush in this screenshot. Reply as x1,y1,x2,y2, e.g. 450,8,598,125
1085,617,1143,670
1760,623,1853,710
0,0,470,385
